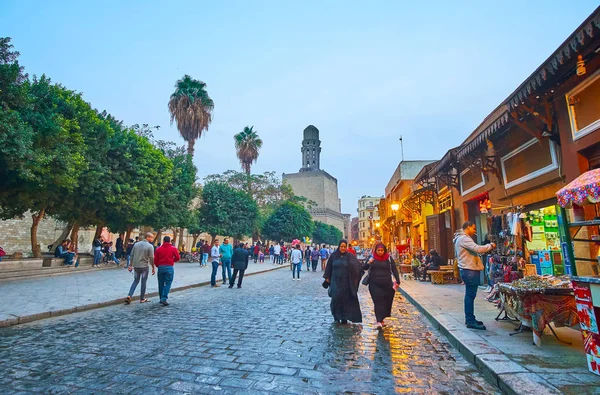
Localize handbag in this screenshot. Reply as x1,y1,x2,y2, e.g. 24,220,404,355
361,266,371,285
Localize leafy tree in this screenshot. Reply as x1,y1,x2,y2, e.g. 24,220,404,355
261,201,313,243
204,170,294,206
144,141,199,240
168,75,214,156
234,126,263,175
312,221,343,245
0,76,88,256
197,182,257,240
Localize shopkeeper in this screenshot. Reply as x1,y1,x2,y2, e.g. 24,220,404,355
454,221,496,331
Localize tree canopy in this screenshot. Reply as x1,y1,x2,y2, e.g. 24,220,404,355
312,221,343,246
261,201,314,242
197,181,258,240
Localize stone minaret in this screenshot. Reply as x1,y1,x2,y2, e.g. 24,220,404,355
300,125,321,172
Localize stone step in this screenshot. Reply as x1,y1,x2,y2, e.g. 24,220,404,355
0,260,120,281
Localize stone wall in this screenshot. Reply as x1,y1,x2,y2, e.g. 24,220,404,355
0,213,65,256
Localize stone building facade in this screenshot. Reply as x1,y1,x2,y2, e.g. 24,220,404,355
283,125,347,235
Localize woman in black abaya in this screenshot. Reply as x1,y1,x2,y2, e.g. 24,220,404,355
323,240,363,324
365,243,401,330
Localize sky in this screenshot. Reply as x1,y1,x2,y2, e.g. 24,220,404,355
1,1,598,215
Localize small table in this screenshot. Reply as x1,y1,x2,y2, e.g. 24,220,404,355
498,284,578,346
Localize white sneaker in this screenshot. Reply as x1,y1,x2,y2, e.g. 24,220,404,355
297,278,301,281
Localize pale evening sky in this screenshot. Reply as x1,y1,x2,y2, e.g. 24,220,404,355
1,1,598,215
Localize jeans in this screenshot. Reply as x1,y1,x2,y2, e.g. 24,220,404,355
211,261,220,286
128,267,149,299
311,260,318,271
293,263,301,278
157,266,174,302
202,253,208,266
126,254,131,268
93,249,102,265
221,258,232,283
112,254,120,265
59,252,75,265
460,269,481,324
230,268,245,287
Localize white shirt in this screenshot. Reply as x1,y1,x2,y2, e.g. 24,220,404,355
291,249,303,264
211,245,220,263
273,245,281,255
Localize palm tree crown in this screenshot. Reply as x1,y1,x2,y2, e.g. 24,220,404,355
168,75,214,156
234,126,263,174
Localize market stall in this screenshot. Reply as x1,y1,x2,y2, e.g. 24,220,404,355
557,168,600,376
498,276,578,346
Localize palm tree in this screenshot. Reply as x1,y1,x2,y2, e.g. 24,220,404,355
234,126,263,174
168,75,214,156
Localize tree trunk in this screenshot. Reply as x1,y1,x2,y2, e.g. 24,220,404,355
172,228,178,245
210,233,217,246
94,225,103,239
154,229,162,245
31,208,46,258
178,228,184,249
51,221,74,252
192,234,200,250
70,222,80,252
125,225,133,244
187,140,195,156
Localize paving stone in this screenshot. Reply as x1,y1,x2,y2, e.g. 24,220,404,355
0,269,500,394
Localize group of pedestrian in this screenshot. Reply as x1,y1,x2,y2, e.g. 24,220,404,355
125,233,180,306
322,240,401,330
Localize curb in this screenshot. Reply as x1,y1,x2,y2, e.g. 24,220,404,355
398,286,562,395
0,266,287,328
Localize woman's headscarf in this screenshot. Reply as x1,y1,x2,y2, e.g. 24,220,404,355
372,243,390,261
330,239,349,258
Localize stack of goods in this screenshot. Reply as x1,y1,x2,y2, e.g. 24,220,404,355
502,274,573,296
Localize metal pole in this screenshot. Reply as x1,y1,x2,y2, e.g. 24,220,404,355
399,136,404,161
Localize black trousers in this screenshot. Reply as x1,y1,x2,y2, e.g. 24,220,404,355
230,268,245,287
311,260,318,271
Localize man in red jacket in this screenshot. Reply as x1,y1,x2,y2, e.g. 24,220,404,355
154,236,180,306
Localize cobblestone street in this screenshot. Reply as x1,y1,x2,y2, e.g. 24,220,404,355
0,268,499,394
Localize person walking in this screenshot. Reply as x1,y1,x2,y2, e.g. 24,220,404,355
454,221,495,330
115,234,124,260
322,240,363,324
211,239,222,287
229,242,249,288
201,240,211,267
253,243,260,263
319,244,329,271
219,238,233,285
364,243,401,330
291,244,303,281
273,243,281,265
310,247,320,272
304,245,311,269
92,236,103,268
125,232,155,304
154,236,180,306
124,238,135,269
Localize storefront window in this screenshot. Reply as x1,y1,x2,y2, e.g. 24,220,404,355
566,71,600,141
500,138,558,189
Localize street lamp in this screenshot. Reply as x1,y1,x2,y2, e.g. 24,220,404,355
391,203,400,212
376,222,380,228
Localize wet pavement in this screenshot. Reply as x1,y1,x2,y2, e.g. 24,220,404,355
0,268,499,394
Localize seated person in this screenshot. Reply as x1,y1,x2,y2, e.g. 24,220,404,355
422,249,443,281
55,239,75,266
